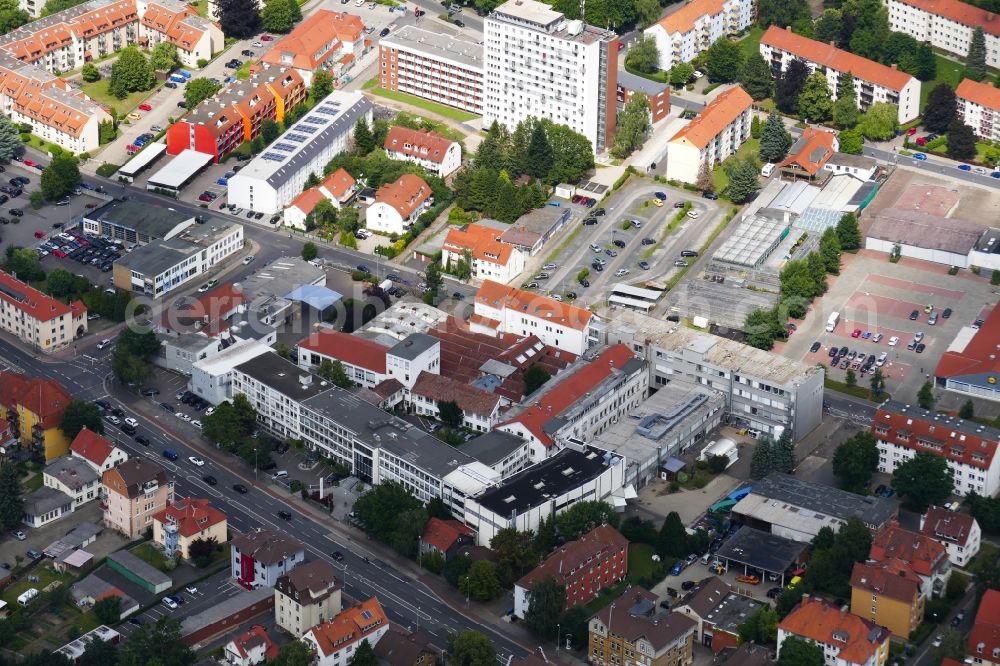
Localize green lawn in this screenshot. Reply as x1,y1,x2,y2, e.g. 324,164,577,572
627,543,661,582
1,568,72,606
22,472,42,493
920,55,964,112
80,80,157,115
131,542,170,571
194,0,208,15
367,86,480,122
737,26,765,61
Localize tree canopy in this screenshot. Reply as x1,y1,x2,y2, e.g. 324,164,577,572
740,53,775,101
524,575,565,640
946,120,977,160
0,115,21,162
831,432,879,493
923,84,958,134
778,637,824,666
705,38,744,83
965,26,988,81
855,102,899,140
353,482,427,558
108,46,154,100
60,400,104,440
446,630,495,666
610,92,650,159
760,111,792,163
40,154,82,201
624,36,659,74
217,0,261,38
0,464,24,532
150,42,179,71
799,72,834,122
117,618,195,666
776,60,809,115
200,394,258,448
892,452,954,513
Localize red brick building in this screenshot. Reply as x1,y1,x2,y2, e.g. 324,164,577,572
514,524,628,618
616,69,671,124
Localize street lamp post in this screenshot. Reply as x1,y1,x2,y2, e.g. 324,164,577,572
254,447,258,480
556,624,561,651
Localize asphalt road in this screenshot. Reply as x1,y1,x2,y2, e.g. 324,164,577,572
0,335,525,660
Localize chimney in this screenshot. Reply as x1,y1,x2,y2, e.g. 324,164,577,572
891,64,898,70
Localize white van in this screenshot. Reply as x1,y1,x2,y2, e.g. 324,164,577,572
826,312,840,332
272,470,288,480
761,163,776,177
17,588,38,606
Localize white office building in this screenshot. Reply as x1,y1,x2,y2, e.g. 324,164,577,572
188,339,273,405
888,0,1000,68
643,0,754,71
483,0,619,153
227,91,373,214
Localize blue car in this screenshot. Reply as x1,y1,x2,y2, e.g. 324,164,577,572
162,449,179,461
670,561,685,576
217,177,228,186
654,191,667,200
861,331,872,339
958,164,972,171
913,152,927,160
991,172,1000,178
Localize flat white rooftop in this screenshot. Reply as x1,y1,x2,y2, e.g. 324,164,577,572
147,149,213,190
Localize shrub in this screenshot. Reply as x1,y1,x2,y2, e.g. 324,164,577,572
96,163,120,177
197,58,209,68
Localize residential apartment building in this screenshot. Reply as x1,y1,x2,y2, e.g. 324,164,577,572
274,560,342,637
871,400,1000,498
366,174,433,236
284,168,356,230
778,595,891,666
969,589,1000,666
514,524,628,618
483,0,618,153
224,625,278,666
303,597,390,666
601,310,825,441
643,0,754,70
379,25,484,114
665,86,752,184
409,371,505,432
152,497,227,560
43,456,100,509
887,0,1000,68
760,26,921,123
0,372,73,460
588,587,696,666
260,10,367,85
0,270,87,352
920,506,981,567
166,67,306,163
297,329,389,389
230,529,305,589
227,91,373,215
673,577,765,652
138,0,222,66
70,428,128,475
383,126,462,178
442,223,525,284
869,524,951,598
956,78,1000,142
498,344,647,461
473,279,597,355
112,221,244,298
850,560,925,639
101,458,174,539
617,70,671,124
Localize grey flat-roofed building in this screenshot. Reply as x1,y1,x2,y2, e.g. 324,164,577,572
82,199,195,245
713,212,791,268
616,69,669,97
388,332,438,361
715,526,807,583
732,473,898,542
115,239,201,277
865,208,984,267
237,256,326,325
461,431,528,469
235,352,331,405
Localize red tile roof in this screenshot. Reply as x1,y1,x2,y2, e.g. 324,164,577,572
957,78,1000,113
0,373,72,428
851,560,922,603
70,428,115,468
321,168,356,200
502,344,637,447
517,524,628,590
669,86,752,149
968,589,1000,661
421,518,475,552
920,506,977,548
261,10,364,71
307,597,388,658
375,174,432,219
779,127,837,176
298,329,388,373
872,402,998,471
779,596,890,665
159,283,246,335
410,371,501,417
654,0,728,34
762,25,914,92
0,269,81,322
229,625,279,662
384,126,457,165
444,224,517,267
893,0,1000,37
475,279,593,332
153,497,226,538
934,303,1000,381
869,524,948,578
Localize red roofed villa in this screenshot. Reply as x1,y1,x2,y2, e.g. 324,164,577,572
71,427,128,474
284,168,357,230
420,518,475,559
303,597,390,666
778,595,891,666
366,174,433,236
968,588,1000,666
383,126,461,178
442,223,525,284
920,505,981,567
224,625,279,666
152,497,228,560
778,127,838,179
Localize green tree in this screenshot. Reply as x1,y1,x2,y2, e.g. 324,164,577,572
286,0,301,23
81,63,101,82
911,43,937,81
217,0,261,38
261,119,281,144
670,62,695,86
625,36,660,74
751,438,776,479
0,0,28,32
524,575,565,640
870,368,886,399
93,596,121,624
705,37,744,83
543,119,594,183
922,83,957,133
0,464,24,531
798,72,834,121
523,364,551,396
832,73,859,128
260,0,294,32
316,359,352,388
0,115,20,162
775,427,796,473
751,115,763,139
610,93,650,159
658,511,688,558
446,630,495,666
119,327,160,357
744,307,783,350
59,400,104,440
960,399,975,420
41,0,85,15
738,607,779,643
845,368,857,387
118,618,195,666
760,110,792,163
272,640,313,666
201,394,257,448
836,212,861,250
425,261,443,298
555,501,619,540
918,379,935,409
353,117,375,154
966,26,988,81
856,102,899,140
740,53,775,100
490,528,538,588
813,9,843,43
533,514,557,554
832,432,879,492
438,400,464,429
778,636,824,666
311,69,333,102
79,636,119,666
185,78,222,109
353,481,424,547
150,42,179,71
776,60,809,114
819,227,842,274
838,128,864,154
45,267,75,298
347,640,375,666
108,46,154,100
758,0,810,27
41,153,82,200
111,346,153,386
443,553,473,587
459,560,502,600
301,241,318,262
725,158,761,203
526,122,554,180
892,452,953,513
946,120,977,160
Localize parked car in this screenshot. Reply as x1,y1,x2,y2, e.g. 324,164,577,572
810,341,821,353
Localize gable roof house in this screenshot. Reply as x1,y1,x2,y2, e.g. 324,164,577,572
919,506,981,567
968,588,1000,666
778,128,839,180
70,427,128,474
383,126,462,178
778,595,891,666
365,174,433,236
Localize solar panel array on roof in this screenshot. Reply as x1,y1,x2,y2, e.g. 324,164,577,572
273,142,296,152
286,133,308,143
0,283,26,303
261,152,284,161
301,117,324,125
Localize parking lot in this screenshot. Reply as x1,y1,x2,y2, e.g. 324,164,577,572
116,569,243,639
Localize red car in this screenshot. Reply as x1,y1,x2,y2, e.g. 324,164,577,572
916,136,928,146
85,203,98,208
23,159,37,168
138,103,152,111
906,127,918,136
260,34,273,41
52,249,66,258
33,230,45,238
617,41,624,51
852,328,862,338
